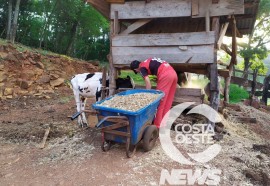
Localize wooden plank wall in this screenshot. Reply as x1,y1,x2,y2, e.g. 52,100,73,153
112,45,214,65
112,32,215,65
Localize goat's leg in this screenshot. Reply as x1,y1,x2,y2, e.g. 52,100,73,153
80,97,88,127
73,90,84,127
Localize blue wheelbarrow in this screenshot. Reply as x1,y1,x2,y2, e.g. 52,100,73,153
92,89,164,158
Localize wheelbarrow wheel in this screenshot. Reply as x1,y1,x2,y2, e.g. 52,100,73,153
126,137,136,158
143,125,158,152
101,140,112,152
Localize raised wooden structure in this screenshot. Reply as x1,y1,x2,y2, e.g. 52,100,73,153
87,0,259,110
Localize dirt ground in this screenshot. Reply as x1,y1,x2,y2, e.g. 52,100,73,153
0,86,270,186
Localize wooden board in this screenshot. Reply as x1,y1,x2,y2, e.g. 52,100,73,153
112,45,214,65
113,32,215,46
175,88,203,97
87,0,110,19
231,76,264,89
193,0,244,18
111,0,244,20
111,0,191,19
106,0,124,3
174,97,203,104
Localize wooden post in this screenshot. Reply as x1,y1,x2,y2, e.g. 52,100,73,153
262,75,270,105
101,66,107,100
209,17,220,111
114,11,119,35
206,17,220,140
109,19,116,96
205,9,210,32
224,16,237,103
250,69,258,105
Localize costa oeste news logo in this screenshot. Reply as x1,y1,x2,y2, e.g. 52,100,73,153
159,102,222,185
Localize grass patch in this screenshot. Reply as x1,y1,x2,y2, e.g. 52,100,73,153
59,96,74,104
229,84,249,103
120,70,157,86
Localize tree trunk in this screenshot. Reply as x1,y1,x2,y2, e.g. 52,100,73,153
6,0,12,40
10,0,21,43
242,58,250,80
39,0,58,48
66,21,79,56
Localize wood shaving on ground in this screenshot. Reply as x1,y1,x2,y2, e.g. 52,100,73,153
98,93,160,111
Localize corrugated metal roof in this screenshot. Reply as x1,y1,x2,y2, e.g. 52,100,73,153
230,0,260,36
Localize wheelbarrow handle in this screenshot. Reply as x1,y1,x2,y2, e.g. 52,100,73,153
71,110,98,120
71,111,83,120
95,116,128,128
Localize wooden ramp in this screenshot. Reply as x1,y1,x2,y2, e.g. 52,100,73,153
231,76,264,90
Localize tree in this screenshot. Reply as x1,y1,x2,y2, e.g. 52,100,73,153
239,0,270,79
6,0,21,43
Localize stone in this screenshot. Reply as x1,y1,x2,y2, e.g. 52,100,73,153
4,88,13,96
16,79,31,89
36,75,51,84
36,62,45,69
18,90,29,95
50,78,65,87
0,64,4,71
16,52,26,60
0,52,8,59
6,95,13,99
50,73,60,80
29,58,36,65
0,73,7,82
5,53,18,62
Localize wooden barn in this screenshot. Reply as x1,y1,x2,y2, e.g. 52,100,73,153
86,0,260,111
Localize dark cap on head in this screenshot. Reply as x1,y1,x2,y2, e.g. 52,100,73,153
130,60,140,74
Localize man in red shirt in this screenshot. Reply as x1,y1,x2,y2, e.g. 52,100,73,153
130,57,178,128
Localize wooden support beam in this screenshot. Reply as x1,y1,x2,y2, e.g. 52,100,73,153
113,11,119,35
205,10,210,32
192,0,199,16
224,16,237,103
221,44,232,56
209,17,220,113
109,21,116,96
231,17,237,65
218,60,229,67
106,0,125,3
101,67,107,100
218,69,229,78
217,22,229,50
86,0,110,19
120,19,152,35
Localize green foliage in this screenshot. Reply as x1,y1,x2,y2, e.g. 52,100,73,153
239,46,268,61
119,70,157,86
0,0,110,62
237,0,270,77
229,84,249,103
